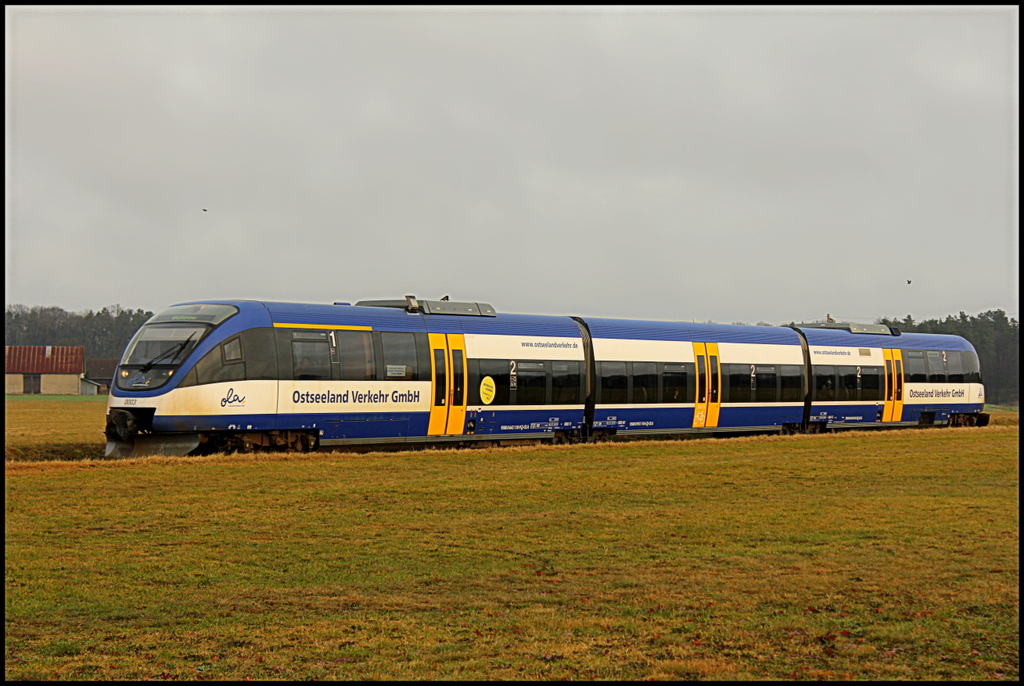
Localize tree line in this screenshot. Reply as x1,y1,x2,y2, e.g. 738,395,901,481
875,310,1018,406
5,304,154,360
5,304,1018,405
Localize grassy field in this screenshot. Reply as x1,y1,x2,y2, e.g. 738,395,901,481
4,399,1019,680
2,396,1018,464
5,397,111,461
5,395,109,402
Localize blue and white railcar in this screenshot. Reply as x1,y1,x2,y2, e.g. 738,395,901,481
714,327,809,432
583,319,808,436
104,297,990,458
105,298,589,457
461,312,587,442
799,325,985,429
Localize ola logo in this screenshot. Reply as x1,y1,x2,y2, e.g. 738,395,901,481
480,376,496,405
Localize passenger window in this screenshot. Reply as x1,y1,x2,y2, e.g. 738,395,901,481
381,332,419,380
962,351,982,384
838,366,859,401
926,351,947,383
337,331,375,380
631,362,658,404
516,361,547,405
551,361,581,405
661,363,691,403
814,366,836,401
470,359,511,405
860,366,883,401
904,350,927,383
755,365,778,403
946,351,965,383
292,340,331,380
598,362,627,405
725,364,751,404
780,365,804,402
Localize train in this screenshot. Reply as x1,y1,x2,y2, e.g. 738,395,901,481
104,296,989,458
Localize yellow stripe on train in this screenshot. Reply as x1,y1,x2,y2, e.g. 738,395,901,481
273,323,372,331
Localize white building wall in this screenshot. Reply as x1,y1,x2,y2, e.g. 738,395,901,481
5,374,24,394
40,374,80,395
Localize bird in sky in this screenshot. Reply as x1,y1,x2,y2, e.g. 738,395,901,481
907,279,912,284
202,208,208,212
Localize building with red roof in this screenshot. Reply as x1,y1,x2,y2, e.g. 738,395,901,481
5,346,86,394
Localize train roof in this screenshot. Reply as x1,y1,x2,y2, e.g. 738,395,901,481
178,300,582,338
797,326,975,351
583,317,801,345
171,300,977,352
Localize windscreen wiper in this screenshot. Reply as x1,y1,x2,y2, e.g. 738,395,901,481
139,332,196,373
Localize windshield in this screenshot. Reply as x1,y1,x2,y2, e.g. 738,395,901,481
120,325,206,366
115,324,208,392
114,304,239,393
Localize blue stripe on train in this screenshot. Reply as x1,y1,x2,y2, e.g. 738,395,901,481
807,404,886,425
469,408,585,435
154,411,432,439
153,413,279,433
155,409,588,439
718,405,805,428
592,406,692,431
319,413,429,440
591,405,805,430
806,402,985,425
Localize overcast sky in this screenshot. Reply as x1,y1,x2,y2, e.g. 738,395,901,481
6,7,1018,325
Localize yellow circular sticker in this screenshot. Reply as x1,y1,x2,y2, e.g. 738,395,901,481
480,376,496,405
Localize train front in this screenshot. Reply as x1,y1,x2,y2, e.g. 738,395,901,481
104,303,239,458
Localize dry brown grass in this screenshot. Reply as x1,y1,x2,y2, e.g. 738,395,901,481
4,397,107,460
5,413,1018,681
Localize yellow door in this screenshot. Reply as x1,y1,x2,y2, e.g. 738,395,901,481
427,333,467,436
706,342,722,428
882,349,896,422
882,349,907,423
692,343,709,428
445,334,467,435
891,349,905,423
